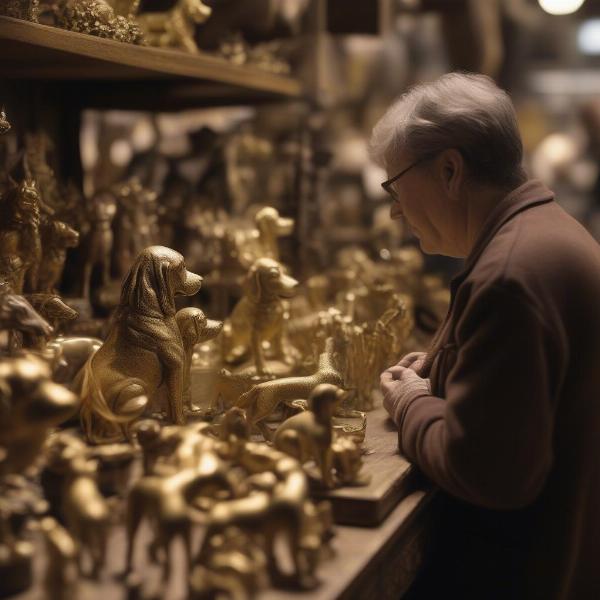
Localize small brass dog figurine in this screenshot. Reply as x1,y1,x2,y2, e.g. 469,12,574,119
222,257,298,375
136,0,211,53
77,246,203,444
175,307,222,412
274,384,345,489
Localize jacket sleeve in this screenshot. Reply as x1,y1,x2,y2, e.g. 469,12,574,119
398,282,562,509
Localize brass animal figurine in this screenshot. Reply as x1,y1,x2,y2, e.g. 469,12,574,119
77,246,203,443
54,449,110,577
136,0,212,53
135,419,213,476
0,287,53,352
189,528,268,600
37,220,80,294
175,307,222,412
273,384,345,489
199,445,319,589
0,107,10,135
236,338,344,440
126,450,236,583
0,179,43,293
81,190,116,300
331,436,369,487
39,517,78,600
222,257,298,375
237,206,294,268
0,356,78,477
23,294,78,349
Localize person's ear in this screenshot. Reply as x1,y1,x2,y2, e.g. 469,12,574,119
438,149,464,199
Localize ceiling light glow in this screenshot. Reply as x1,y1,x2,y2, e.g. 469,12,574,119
538,0,585,15
578,19,600,54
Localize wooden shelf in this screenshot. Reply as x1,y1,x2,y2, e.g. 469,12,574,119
0,16,303,101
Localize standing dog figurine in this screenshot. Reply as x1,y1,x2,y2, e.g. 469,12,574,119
77,246,203,444
222,257,298,375
136,0,211,54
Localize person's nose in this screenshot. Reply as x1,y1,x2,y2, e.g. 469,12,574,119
390,201,404,220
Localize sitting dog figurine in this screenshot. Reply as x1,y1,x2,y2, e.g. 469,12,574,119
175,307,222,412
222,257,298,376
136,0,212,54
76,246,203,444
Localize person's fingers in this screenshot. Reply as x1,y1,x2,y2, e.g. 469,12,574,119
387,365,407,380
397,351,426,368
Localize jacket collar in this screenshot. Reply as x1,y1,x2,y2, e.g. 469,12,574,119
450,179,555,291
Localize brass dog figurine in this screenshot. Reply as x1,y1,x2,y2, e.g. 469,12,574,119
136,0,211,53
222,257,298,376
77,246,203,443
274,384,345,489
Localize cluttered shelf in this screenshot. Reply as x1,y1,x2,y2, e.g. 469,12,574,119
0,16,303,99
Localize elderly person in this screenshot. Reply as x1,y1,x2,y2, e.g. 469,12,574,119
374,73,600,599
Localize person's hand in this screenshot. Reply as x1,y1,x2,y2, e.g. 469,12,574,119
380,365,431,425
396,351,427,374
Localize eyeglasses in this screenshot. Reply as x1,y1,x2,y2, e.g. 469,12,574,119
381,154,435,201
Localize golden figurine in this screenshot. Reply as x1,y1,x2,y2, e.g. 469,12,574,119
199,443,320,590
135,0,211,54
189,527,268,600
81,189,117,300
0,356,78,477
126,450,237,583
236,337,344,440
237,206,294,268
175,307,222,413
77,246,203,443
0,287,53,352
0,107,11,135
21,294,77,351
37,220,80,294
39,517,79,600
52,446,110,577
0,178,43,294
273,384,346,489
222,257,298,376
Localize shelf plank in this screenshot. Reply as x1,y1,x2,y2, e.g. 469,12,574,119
0,16,302,98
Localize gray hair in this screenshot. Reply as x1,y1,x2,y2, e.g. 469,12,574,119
370,72,525,188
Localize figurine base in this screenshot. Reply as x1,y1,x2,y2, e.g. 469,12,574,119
312,404,414,527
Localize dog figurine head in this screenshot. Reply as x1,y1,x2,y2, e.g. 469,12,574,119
120,246,203,317
45,220,80,250
175,307,223,348
183,0,212,23
245,257,298,302
255,207,294,238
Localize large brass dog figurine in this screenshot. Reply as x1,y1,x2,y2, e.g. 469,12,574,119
77,246,203,444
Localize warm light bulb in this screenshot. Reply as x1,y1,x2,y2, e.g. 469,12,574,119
538,0,585,15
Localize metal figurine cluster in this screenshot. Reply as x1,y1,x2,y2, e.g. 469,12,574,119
0,0,302,73
0,110,443,599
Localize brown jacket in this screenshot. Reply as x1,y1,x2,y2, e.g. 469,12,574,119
399,180,600,599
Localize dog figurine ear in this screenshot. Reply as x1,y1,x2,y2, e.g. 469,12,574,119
156,259,175,315
245,264,262,301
